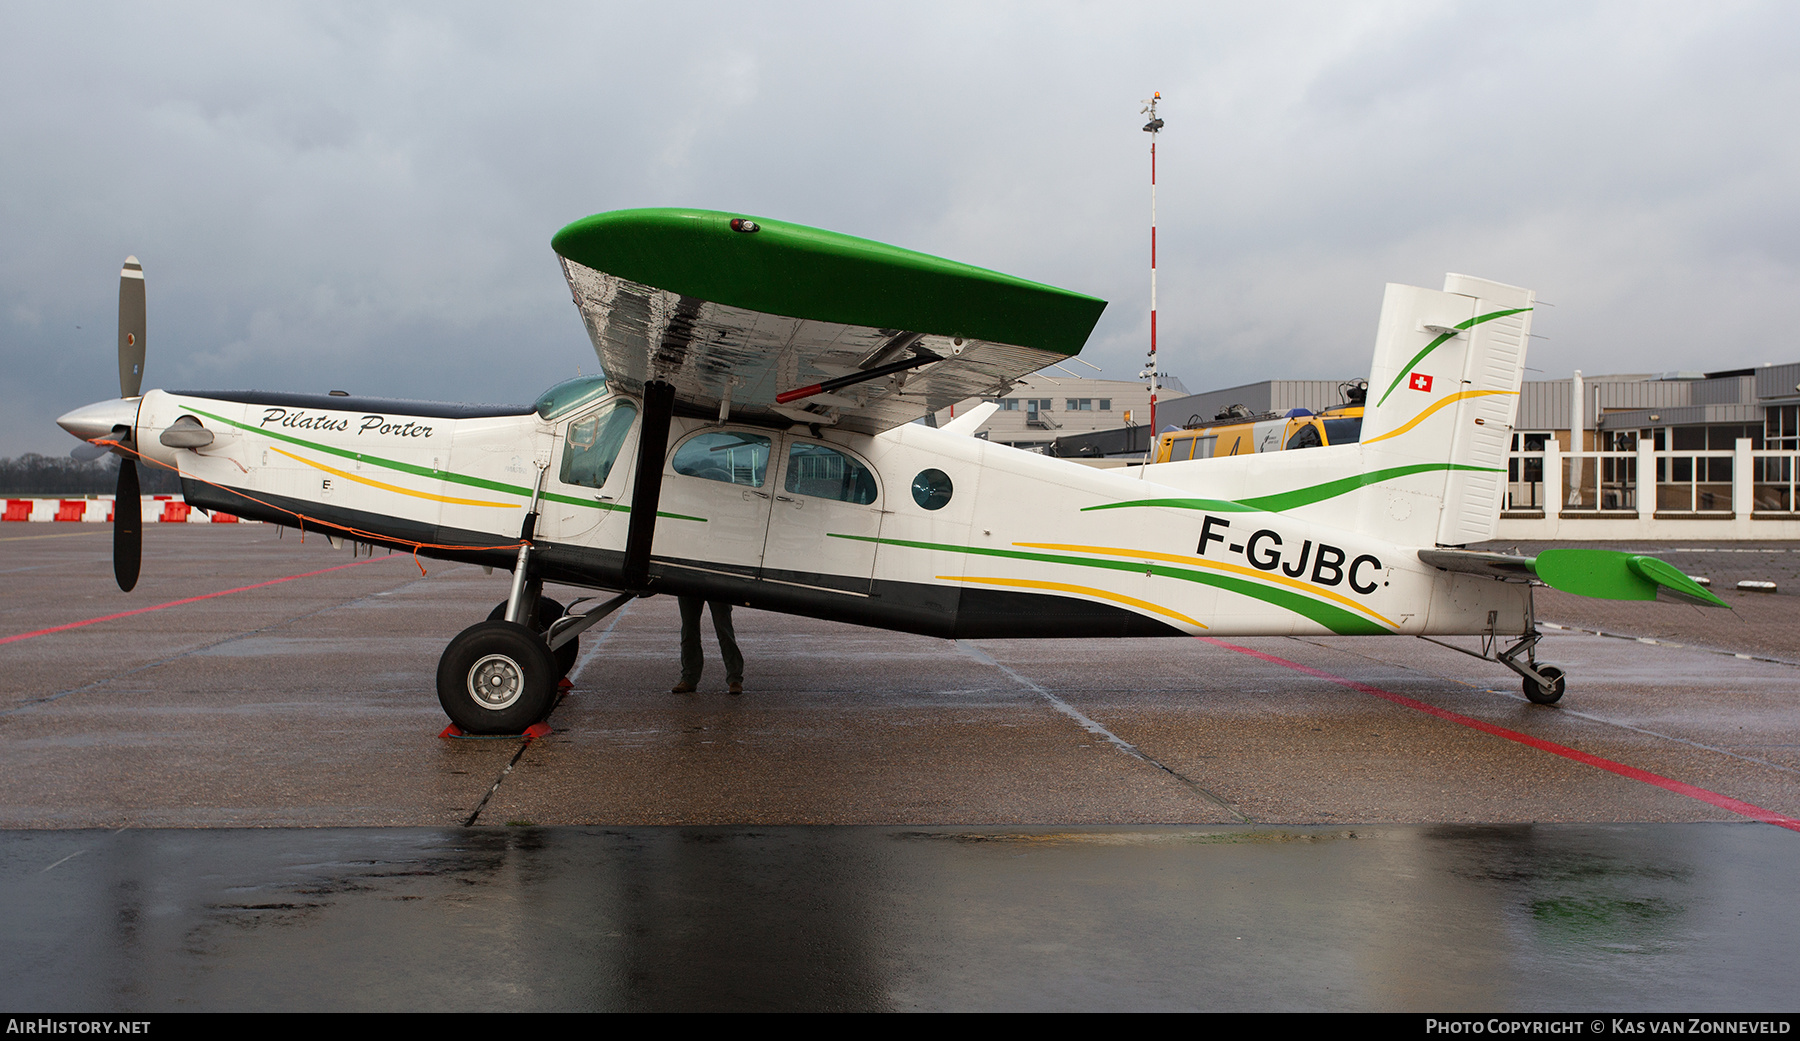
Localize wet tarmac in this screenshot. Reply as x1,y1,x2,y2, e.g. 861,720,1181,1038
3,526,1798,1010
5,823,1794,1012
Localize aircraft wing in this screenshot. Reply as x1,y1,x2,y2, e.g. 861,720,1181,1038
550,209,1108,435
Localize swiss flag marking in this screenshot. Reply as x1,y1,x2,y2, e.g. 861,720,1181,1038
1408,372,1433,393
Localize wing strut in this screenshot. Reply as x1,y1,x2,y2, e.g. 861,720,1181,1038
622,380,676,589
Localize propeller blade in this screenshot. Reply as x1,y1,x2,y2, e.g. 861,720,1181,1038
114,457,141,592
118,256,145,398
70,442,109,462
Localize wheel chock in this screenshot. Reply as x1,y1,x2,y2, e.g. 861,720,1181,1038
437,721,555,740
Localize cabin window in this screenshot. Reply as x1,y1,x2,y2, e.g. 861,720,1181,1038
671,431,771,487
784,443,878,505
559,400,637,490
911,468,953,510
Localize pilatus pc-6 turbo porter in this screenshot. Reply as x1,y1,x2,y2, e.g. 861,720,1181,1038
58,209,1725,733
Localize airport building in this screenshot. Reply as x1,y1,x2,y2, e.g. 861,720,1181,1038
931,376,1186,453
948,365,1800,541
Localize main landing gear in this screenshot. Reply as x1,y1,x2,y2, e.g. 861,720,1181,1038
488,598,577,677
437,590,643,734
438,381,675,735
437,620,560,734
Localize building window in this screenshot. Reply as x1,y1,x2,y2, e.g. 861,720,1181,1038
1098,399,1111,411
1767,405,1799,450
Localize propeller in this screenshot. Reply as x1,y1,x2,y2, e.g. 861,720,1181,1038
115,445,141,592
113,257,146,591
58,258,151,591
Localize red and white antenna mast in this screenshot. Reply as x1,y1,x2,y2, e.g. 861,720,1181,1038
1139,92,1165,448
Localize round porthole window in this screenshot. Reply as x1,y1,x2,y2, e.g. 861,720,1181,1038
911,468,953,510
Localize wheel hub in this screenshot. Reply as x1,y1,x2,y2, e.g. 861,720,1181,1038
467,653,525,710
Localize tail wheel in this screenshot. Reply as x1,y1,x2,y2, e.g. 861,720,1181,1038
437,620,558,733
488,598,578,678
1525,665,1566,705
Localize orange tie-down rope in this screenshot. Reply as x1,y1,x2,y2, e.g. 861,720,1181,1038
96,438,527,575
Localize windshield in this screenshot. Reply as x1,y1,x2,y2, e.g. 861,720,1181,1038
1321,417,1363,445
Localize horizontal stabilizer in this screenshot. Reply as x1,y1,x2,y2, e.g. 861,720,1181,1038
1416,548,1536,581
1532,549,1729,608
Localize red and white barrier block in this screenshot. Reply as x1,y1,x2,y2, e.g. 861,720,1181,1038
2,496,245,524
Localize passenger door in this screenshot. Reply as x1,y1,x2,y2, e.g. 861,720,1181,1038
760,439,884,594
652,428,779,577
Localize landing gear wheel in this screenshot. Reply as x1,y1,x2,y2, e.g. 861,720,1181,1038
489,598,577,678
1525,665,1566,705
437,620,558,733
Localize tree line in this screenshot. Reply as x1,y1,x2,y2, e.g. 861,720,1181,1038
0,454,183,495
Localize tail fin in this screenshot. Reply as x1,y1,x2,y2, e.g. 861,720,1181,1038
1359,274,1535,546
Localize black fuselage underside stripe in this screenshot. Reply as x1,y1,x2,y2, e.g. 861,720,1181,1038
183,481,1185,640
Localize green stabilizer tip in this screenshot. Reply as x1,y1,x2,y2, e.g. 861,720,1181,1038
1627,554,1731,608
1531,549,1729,609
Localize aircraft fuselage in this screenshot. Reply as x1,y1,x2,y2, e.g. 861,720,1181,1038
133,384,1531,643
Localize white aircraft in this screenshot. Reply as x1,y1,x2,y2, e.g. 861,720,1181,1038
57,208,1725,733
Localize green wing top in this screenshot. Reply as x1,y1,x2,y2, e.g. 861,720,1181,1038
550,208,1107,434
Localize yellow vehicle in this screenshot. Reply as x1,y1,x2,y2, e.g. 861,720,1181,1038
1154,397,1365,463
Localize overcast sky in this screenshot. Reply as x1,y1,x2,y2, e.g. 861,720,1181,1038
4,1,1798,456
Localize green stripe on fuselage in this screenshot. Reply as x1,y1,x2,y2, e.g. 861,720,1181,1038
830,534,1388,635
185,404,705,522
1083,463,1501,515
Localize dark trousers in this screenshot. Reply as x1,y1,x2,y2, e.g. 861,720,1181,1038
679,596,743,686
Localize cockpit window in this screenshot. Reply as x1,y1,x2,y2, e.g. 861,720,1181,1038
535,375,610,420
560,400,636,489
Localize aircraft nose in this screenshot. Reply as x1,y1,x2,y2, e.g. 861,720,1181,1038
57,397,141,443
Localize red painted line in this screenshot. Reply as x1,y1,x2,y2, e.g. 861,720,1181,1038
1199,637,1800,833
0,555,401,646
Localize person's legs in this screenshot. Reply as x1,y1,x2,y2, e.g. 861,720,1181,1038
676,595,705,691
709,601,744,690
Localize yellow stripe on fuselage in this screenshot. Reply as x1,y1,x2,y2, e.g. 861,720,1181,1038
270,447,519,508
941,575,1209,630
1362,389,1517,445
1013,542,1400,630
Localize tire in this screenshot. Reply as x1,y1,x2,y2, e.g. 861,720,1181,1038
437,620,559,733
489,598,577,678
1525,665,1566,705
